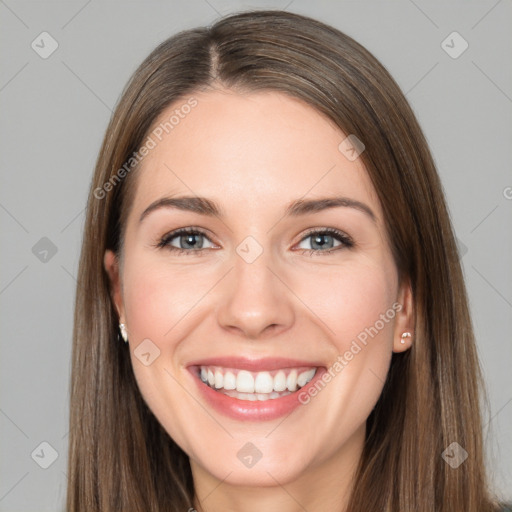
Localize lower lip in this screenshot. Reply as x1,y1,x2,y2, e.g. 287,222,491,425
188,366,326,421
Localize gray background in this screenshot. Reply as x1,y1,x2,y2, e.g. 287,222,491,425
0,0,511,510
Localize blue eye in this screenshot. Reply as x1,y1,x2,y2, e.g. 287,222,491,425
156,227,353,256
295,228,354,255
157,228,214,255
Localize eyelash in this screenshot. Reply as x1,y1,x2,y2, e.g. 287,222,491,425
156,227,354,256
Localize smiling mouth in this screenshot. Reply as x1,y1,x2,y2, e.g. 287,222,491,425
195,365,318,402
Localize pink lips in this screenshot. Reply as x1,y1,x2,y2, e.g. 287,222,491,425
187,356,326,421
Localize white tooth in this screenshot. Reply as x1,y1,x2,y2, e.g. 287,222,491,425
273,370,287,392
297,369,316,387
236,370,255,393
305,368,316,382
200,367,207,382
286,370,298,391
214,370,223,389
221,388,292,401
223,371,236,390
254,371,274,393
297,371,308,388
207,369,215,387
224,390,257,401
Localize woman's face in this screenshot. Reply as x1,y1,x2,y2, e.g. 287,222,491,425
105,89,413,488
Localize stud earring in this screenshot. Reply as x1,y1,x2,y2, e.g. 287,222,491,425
119,323,128,343
400,332,412,344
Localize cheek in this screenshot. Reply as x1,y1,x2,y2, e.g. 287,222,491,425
295,260,398,349
120,257,206,448
122,250,399,367
122,259,202,344
293,259,398,414
289,262,398,449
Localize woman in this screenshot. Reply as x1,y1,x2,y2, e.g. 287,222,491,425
66,9,507,511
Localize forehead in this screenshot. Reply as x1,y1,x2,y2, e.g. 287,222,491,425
130,89,382,221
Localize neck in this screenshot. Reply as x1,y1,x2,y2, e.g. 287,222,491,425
190,424,365,512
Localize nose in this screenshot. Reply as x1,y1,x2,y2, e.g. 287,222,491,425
216,243,295,340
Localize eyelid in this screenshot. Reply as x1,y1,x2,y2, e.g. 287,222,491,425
294,227,354,253
157,227,217,251
156,226,354,255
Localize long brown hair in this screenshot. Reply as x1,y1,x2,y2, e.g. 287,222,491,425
67,9,502,511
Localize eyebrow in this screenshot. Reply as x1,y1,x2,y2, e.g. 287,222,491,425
139,195,376,224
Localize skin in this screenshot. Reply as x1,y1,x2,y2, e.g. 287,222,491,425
104,88,414,512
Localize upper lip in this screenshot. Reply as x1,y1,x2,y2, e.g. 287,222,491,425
187,356,324,372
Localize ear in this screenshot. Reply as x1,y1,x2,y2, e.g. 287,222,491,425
392,277,415,353
104,249,125,323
